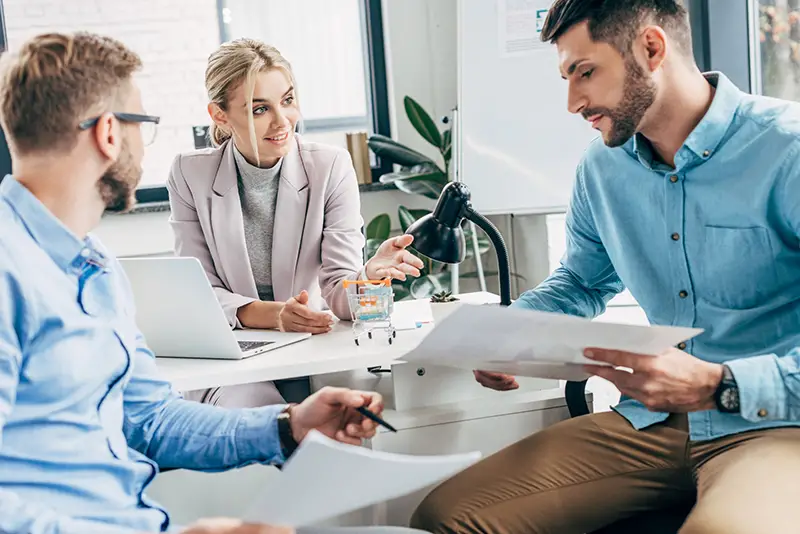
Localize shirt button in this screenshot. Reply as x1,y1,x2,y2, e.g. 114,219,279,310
671,233,680,241
80,248,91,258
758,409,768,418
677,342,687,350
703,150,711,158
669,175,679,183
679,290,689,298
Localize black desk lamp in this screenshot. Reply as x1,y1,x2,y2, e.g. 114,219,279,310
404,181,511,306
405,181,590,417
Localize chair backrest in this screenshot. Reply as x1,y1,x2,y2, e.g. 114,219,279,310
0,128,11,182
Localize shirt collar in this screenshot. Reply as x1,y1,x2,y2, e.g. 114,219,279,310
0,175,105,273
682,72,742,159
631,72,742,169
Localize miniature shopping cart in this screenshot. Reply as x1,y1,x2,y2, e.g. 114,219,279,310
343,279,397,346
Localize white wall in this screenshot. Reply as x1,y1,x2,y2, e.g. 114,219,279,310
382,0,457,164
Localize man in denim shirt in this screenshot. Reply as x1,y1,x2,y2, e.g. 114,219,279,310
414,1,800,533
0,32,385,534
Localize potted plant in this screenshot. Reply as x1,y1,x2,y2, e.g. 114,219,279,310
364,96,496,301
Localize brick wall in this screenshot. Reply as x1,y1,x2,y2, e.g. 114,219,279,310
4,0,220,186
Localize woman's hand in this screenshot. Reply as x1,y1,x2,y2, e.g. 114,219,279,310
278,290,334,334
364,235,424,281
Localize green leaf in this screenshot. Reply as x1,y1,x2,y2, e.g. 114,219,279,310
365,238,383,260
367,134,435,167
441,128,452,163
463,225,491,257
404,96,442,149
410,272,451,299
409,208,431,221
397,206,431,232
380,164,448,200
379,162,446,183
392,284,412,301
366,214,391,240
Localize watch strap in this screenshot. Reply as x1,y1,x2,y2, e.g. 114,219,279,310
277,405,299,459
714,364,740,413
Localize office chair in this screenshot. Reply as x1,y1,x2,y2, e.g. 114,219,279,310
565,380,692,534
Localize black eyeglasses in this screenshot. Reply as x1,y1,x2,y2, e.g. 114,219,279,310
79,112,161,146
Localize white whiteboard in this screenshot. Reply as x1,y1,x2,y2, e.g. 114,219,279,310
457,0,599,215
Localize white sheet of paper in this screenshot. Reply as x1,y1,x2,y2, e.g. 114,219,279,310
243,431,481,527
403,304,703,378
391,299,434,331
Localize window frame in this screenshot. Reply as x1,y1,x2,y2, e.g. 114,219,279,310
689,0,755,93
0,0,392,204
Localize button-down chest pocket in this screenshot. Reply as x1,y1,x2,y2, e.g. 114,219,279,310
696,226,779,309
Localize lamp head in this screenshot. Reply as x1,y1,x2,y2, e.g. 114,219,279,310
405,181,472,264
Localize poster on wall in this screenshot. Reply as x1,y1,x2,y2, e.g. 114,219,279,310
497,0,552,57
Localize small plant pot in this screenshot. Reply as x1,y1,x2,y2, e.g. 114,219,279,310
430,300,463,324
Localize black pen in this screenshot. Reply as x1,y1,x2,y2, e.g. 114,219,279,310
356,406,397,433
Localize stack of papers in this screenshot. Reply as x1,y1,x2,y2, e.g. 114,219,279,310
390,299,435,331
244,431,481,528
402,304,703,380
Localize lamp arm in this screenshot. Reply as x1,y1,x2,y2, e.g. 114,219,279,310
464,208,512,306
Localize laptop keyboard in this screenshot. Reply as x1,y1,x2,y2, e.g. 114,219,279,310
238,340,275,352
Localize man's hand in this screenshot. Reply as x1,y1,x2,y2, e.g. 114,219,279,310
473,370,519,391
365,235,424,281
181,517,293,534
290,386,384,445
584,347,724,413
278,290,333,334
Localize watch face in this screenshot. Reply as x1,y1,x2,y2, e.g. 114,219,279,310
721,387,739,411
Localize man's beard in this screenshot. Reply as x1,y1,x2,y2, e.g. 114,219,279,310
583,59,657,148
98,142,141,213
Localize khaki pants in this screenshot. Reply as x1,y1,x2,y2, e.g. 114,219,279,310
411,411,800,534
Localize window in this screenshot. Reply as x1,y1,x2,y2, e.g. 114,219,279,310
753,0,800,100
223,0,370,131
688,0,800,98
0,0,390,202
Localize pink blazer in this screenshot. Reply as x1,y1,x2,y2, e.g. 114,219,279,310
166,135,365,327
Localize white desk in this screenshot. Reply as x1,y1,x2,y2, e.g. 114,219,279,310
156,292,565,414
149,294,647,527
156,321,423,393
156,293,649,393
155,292,500,393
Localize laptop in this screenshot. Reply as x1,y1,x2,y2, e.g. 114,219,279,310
118,257,310,359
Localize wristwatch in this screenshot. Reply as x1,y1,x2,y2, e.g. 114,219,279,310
714,364,740,413
277,405,300,458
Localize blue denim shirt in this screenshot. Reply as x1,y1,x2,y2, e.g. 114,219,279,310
514,73,800,441
0,176,286,534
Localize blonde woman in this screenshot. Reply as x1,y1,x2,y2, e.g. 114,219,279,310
167,39,423,407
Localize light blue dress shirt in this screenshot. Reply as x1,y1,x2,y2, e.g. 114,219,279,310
0,176,286,534
514,73,800,441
